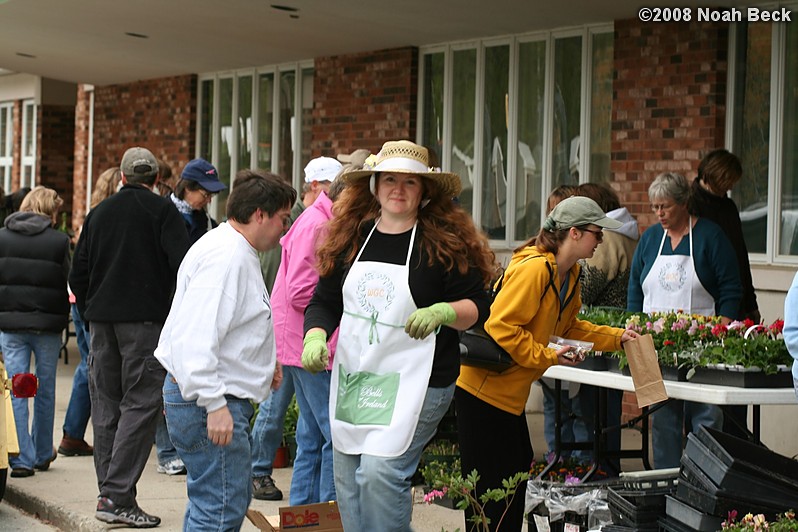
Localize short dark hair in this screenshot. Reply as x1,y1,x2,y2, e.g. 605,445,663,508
698,149,742,193
226,170,297,223
575,183,621,212
174,178,203,200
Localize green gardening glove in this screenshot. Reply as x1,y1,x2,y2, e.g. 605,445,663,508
404,302,456,340
301,330,329,374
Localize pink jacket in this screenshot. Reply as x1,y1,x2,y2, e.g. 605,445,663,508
271,191,338,368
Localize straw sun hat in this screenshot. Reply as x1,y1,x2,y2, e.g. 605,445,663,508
343,140,462,198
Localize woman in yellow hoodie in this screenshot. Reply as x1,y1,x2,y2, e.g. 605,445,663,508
455,196,639,531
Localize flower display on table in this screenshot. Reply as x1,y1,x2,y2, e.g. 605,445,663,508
578,307,791,374
530,455,608,484
721,509,796,531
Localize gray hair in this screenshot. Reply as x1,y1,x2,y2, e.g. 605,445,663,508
648,172,689,205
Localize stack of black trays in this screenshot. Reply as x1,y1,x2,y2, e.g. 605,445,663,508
607,486,672,531
659,426,798,531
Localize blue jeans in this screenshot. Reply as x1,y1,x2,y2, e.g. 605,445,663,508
250,370,296,477
1,331,61,469
333,383,455,532
63,305,91,440
155,410,179,465
652,400,723,468
541,380,590,462
284,365,335,505
163,375,254,532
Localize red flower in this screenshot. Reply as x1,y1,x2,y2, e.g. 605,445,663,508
770,319,784,334
711,324,728,336
664,340,675,346
743,318,755,328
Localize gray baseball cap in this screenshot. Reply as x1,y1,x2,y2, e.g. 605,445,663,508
120,147,158,179
543,196,623,231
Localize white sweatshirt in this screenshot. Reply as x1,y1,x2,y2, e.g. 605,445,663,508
155,222,276,413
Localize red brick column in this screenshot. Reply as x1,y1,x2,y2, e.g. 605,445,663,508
612,19,729,230
312,47,418,156
72,85,91,230
39,104,76,221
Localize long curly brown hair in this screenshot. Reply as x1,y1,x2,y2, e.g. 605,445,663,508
316,174,498,287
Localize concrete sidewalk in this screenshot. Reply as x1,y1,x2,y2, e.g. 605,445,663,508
4,340,473,531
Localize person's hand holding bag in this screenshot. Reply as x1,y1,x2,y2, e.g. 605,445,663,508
405,302,456,339
301,329,329,374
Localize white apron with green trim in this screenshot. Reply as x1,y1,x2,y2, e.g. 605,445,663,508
642,217,715,316
330,221,436,457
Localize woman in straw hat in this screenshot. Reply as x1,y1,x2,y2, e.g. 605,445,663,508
301,140,497,531
456,196,640,531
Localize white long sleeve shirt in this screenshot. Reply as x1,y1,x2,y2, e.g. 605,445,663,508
155,222,276,413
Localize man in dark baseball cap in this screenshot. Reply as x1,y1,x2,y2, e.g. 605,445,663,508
120,147,159,180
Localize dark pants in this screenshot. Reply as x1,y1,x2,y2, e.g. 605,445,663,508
455,387,533,532
89,322,165,507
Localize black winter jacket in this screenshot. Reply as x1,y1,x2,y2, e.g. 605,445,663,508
0,212,70,332
69,184,190,323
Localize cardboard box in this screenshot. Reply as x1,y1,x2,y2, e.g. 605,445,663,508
246,501,343,532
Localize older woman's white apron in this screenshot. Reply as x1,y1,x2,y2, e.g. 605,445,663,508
330,221,436,457
642,217,715,316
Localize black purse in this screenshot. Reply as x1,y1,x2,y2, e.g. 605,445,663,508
459,269,515,372
459,255,554,373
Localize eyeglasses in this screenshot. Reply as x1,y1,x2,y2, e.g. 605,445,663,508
581,228,603,242
198,189,217,200
651,202,676,213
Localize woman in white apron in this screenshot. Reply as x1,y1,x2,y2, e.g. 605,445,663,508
301,141,497,531
628,172,742,469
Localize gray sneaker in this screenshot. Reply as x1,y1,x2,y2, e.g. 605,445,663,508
156,457,186,475
252,474,283,500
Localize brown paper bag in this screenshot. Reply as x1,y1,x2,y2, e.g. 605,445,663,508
623,334,668,408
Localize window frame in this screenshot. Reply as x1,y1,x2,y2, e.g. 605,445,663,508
21,99,36,188
196,60,313,220
0,102,12,192
726,3,797,265
418,23,613,250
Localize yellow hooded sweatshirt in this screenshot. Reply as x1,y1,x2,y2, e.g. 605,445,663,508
456,245,624,415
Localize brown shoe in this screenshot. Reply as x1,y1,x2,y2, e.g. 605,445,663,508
58,436,94,457
34,449,58,471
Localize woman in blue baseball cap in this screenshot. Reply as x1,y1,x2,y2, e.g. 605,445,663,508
170,158,227,244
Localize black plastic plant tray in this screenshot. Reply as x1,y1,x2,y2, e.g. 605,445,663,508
609,496,664,528
689,366,793,388
665,494,723,531
608,487,670,511
577,354,608,371
696,426,798,493
657,515,699,532
676,477,783,518
683,436,798,508
659,365,689,381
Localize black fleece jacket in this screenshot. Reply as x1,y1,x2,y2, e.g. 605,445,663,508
69,184,190,323
0,212,70,332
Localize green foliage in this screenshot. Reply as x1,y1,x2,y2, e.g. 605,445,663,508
283,396,299,442
423,466,530,532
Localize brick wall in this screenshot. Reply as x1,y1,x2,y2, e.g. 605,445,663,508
312,47,418,156
39,104,76,221
91,75,196,185
612,19,729,230
71,85,91,229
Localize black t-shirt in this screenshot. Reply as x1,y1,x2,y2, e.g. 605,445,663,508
305,223,491,387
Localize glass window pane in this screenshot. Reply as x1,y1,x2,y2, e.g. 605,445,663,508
732,23,771,254
516,41,546,241
300,67,314,178
238,75,253,171
199,79,214,162
278,71,296,185
217,77,233,216
589,32,613,184
0,106,9,157
551,36,582,187
421,53,444,166
24,103,35,158
481,45,509,240
258,73,274,171
450,49,476,217
779,21,798,255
